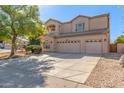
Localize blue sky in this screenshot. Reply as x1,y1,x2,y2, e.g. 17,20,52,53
39,5,124,43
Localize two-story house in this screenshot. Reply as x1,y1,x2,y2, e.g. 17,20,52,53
42,14,110,54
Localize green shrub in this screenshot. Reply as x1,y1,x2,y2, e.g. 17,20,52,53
0,45,4,49
25,45,42,54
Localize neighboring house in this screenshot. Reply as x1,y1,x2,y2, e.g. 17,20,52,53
0,40,11,49
42,14,110,54
0,37,29,49
0,41,4,49
16,37,29,49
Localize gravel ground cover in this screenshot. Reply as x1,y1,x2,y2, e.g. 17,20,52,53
84,53,124,88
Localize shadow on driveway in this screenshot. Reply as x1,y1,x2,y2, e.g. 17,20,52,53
0,53,102,88
0,56,55,88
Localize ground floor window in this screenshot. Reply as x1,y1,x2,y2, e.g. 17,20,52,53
43,40,50,49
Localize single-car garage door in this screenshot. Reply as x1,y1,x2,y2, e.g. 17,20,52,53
56,40,81,53
85,40,102,54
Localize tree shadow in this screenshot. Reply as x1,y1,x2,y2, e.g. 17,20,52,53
0,56,55,88
0,52,106,88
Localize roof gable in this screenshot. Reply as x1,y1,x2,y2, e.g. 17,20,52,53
45,14,109,24
45,19,62,24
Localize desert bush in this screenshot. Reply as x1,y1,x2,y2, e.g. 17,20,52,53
25,45,42,54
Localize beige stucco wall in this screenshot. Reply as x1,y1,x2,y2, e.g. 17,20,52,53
42,36,56,52
56,34,106,41
90,16,108,30
61,23,72,33
117,44,124,53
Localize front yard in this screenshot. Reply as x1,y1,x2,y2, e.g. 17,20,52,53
0,53,100,88
0,52,123,88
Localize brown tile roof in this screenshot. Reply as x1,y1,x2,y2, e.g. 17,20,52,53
45,13,109,24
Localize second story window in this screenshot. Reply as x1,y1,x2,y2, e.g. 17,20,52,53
47,25,56,32
76,23,85,32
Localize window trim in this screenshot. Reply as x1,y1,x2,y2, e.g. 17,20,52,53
75,23,85,32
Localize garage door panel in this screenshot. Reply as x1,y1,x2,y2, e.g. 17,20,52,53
86,41,102,54
56,41,80,53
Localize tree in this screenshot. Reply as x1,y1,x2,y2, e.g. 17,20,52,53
0,5,45,57
114,35,124,44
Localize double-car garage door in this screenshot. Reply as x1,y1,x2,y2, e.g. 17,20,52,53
56,40,80,53
56,40,103,54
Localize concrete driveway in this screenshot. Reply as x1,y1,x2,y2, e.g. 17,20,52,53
0,53,100,88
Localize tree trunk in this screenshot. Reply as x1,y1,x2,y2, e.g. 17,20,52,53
9,34,17,57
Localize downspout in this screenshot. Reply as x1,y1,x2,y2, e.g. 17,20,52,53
101,36,103,56
108,13,110,52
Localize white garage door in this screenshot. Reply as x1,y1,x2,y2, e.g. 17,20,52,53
56,40,81,53
85,40,102,54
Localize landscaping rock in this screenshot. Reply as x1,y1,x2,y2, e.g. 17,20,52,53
85,54,124,88
119,55,124,67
